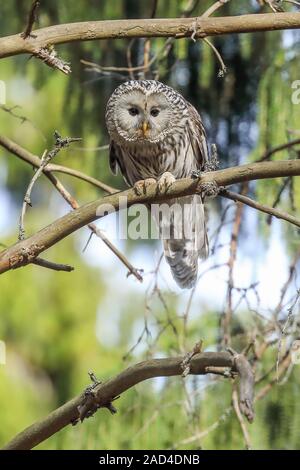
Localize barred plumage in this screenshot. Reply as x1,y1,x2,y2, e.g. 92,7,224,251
105,80,209,289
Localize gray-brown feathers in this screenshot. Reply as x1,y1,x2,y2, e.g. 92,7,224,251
105,80,209,289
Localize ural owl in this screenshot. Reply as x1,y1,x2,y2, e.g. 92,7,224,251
105,80,209,289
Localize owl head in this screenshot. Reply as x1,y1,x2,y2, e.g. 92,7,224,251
105,80,188,145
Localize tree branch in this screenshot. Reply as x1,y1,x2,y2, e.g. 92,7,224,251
258,138,300,162
221,188,300,228
0,13,300,60
0,159,299,275
32,257,74,272
21,0,40,39
2,350,253,450
0,135,144,281
18,131,82,240
0,135,116,194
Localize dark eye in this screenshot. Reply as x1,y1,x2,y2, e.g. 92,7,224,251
128,107,139,116
150,108,160,117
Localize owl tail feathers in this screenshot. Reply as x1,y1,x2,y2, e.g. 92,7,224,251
163,235,208,289
162,197,208,289
163,239,198,289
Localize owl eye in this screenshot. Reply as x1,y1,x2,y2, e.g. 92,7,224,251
150,108,160,117
128,107,139,116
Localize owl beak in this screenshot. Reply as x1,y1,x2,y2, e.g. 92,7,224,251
141,121,149,135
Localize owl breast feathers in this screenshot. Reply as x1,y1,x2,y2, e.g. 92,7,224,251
105,80,209,289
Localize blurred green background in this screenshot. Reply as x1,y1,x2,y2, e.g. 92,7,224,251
0,0,300,450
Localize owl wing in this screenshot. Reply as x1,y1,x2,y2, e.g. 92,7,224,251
109,140,131,186
186,102,209,171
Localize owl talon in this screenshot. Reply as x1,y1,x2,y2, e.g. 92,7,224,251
191,170,201,179
133,178,156,196
157,172,176,193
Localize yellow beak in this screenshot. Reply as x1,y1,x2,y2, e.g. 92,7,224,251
142,121,149,135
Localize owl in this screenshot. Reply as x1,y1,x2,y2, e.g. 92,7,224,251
105,80,209,289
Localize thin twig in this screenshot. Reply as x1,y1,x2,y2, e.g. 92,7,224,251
21,0,40,39
232,388,252,449
19,149,47,241
0,135,143,281
81,58,157,75
33,258,74,272
284,0,300,7
44,174,143,282
202,0,231,18
266,177,290,225
221,183,248,346
221,188,300,228
276,290,300,381
0,105,46,141
258,138,300,162
202,37,227,77
0,135,116,194
18,131,81,240
172,407,233,449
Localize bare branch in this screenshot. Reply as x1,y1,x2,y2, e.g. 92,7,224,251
21,0,40,39
47,173,143,281
221,188,300,228
1,14,300,60
258,138,300,162
222,183,248,346
19,149,47,240
2,350,252,450
202,0,231,18
232,388,252,449
0,159,299,275
202,37,227,77
0,135,116,194
18,131,81,240
33,258,74,272
0,135,143,281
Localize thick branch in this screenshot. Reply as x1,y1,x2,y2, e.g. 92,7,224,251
0,159,299,275
0,13,300,59
2,351,253,450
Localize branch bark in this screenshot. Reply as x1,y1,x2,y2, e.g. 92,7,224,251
2,351,253,450
0,159,299,275
1,13,300,59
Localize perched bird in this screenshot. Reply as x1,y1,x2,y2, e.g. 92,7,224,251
105,80,209,289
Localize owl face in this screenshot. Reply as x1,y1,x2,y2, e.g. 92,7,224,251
106,80,187,144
